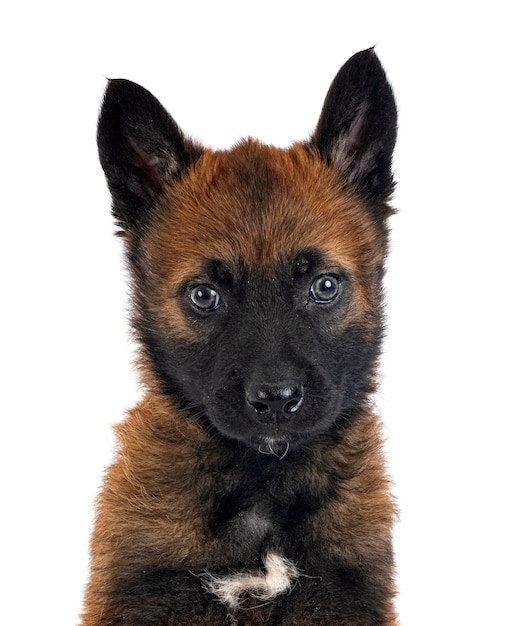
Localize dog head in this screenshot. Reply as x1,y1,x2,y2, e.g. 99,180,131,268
97,49,397,455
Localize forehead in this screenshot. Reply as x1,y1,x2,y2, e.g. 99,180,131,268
144,140,384,281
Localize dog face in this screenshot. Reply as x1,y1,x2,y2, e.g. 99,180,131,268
97,49,397,455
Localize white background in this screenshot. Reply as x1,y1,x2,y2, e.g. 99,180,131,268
1,2,514,625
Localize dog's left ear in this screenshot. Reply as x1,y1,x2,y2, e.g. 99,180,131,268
311,49,397,204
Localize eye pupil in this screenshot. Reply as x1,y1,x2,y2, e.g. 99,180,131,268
310,274,341,303
189,285,221,311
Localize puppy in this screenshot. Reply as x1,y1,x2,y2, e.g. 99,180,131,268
81,48,399,625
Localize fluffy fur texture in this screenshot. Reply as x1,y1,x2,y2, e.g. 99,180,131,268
200,552,300,610
81,49,399,625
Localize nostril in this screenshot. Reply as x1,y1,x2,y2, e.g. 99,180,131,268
249,400,270,415
246,381,304,419
284,396,303,413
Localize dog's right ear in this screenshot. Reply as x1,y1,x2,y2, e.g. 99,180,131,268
97,79,201,230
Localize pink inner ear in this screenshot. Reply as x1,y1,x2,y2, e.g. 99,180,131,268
331,103,381,187
344,103,368,158
331,103,369,178
128,136,166,198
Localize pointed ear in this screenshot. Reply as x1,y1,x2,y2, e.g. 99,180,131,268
97,79,201,230
311,49,397,205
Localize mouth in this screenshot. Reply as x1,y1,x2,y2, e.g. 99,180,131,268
208,379,340,456
257,435,291,460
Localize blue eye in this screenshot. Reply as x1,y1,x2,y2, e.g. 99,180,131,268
310,274,341,303
188,285,221,312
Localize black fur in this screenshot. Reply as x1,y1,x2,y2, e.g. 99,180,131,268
110,562,389,626
97,78,202,229
84,48,399,626
140,253,382,452
98,49,397,232
312,48,397,205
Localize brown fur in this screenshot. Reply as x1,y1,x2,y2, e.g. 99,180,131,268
82,396,397,625
82,49,399,625
135,141,386,348
82,146,397,626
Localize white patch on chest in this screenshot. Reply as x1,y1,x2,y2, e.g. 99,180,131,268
201,552,299,610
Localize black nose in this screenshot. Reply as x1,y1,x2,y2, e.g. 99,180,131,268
247,381,304,422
